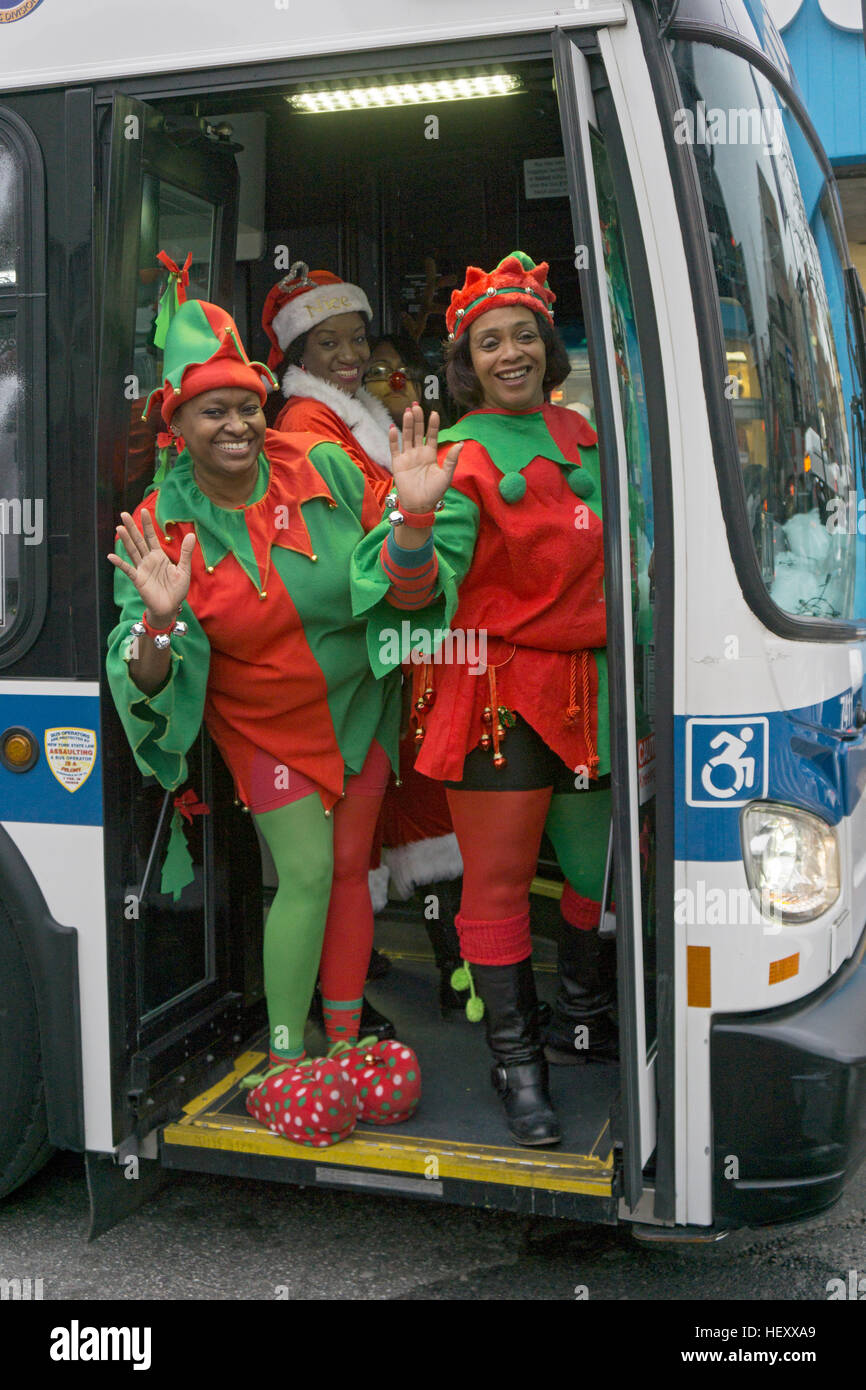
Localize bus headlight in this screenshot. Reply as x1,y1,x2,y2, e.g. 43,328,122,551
741,803,840,923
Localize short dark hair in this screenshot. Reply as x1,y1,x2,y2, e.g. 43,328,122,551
444,311,571,411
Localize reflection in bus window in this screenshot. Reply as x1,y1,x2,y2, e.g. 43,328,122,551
591,128,657,1038
671,42,862,622
0,134,21,640
0,317,17,633
124,176,216,501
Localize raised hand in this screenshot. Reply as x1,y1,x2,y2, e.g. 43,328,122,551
388,404,462,514
108,509,196,625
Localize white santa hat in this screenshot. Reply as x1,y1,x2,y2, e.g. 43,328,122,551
261,261,372,368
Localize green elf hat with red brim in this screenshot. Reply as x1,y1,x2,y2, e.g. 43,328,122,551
144,298,276,428
446,250,555,341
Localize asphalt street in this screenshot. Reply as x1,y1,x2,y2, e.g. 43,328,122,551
2,1142,865,1305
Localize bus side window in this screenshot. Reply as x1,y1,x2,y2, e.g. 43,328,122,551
0,111,47,667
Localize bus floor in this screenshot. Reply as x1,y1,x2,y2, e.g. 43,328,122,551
161,912,619,1210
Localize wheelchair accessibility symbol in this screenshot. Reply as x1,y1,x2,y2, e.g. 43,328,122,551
686,717,769,807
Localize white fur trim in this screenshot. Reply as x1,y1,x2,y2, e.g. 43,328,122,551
368,864,391,915
280,365,394,472
271,282,372,352
381,833,463,901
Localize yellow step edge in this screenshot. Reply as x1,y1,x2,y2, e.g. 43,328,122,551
530,876,565,900
180,1051,267,1118
162,1117,614,1195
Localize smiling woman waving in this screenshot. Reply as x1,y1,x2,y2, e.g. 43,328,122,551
353,252,615,1147
106,297,460,1143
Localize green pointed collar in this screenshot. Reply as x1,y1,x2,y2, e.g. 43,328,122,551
153,447,333,584
438,408,597,504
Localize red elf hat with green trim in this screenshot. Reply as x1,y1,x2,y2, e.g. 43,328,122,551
446,250,555,341
144,298,276,426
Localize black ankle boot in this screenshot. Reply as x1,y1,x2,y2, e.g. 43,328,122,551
471,958,561,1147
422,879,465,1014
544,924,619,1065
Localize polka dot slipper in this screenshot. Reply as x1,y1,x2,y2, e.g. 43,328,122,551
329,1037,421,1125
241,1056,359,1147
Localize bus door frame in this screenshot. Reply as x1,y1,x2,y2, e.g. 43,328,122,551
95,93,248,1143
553,27,665,1213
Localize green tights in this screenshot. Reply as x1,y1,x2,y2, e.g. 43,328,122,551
254,794,333,1062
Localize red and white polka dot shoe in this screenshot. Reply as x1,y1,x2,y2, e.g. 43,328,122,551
331,1038,422,1125
241,1057,359,1148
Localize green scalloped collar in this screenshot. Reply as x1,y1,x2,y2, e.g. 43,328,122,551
438,408,571,477
154,449,269,578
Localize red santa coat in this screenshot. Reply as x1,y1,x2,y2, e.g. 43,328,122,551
273,365,394,504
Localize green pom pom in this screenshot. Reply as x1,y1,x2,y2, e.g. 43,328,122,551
567,467,595,499
498,472,527,504
451,965,471,991
466,996,485,1024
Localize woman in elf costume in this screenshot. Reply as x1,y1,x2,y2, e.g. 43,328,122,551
262,263,394,501
264,273,466,1008
352,252,615,1146
106,298,461,1139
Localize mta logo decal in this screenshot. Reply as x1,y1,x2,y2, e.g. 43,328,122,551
686,717,769,807
0,0,45,21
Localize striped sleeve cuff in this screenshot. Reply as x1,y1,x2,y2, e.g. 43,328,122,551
381,530,438,610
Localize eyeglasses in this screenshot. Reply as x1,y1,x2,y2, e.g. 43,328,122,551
363,363,420,393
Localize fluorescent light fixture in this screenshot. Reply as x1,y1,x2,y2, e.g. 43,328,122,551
288,73,524,114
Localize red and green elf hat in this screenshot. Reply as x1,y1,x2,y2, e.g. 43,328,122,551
445,250,555,341
144,298,276,427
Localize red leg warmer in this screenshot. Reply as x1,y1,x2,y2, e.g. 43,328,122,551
560,882,601,932
445,787,551,966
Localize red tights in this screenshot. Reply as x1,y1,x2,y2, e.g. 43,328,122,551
445,788,553,966
318,786,385,1006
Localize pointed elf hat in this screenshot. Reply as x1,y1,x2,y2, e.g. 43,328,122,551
144,298,276,427
261,261,373,369
446,250,555,341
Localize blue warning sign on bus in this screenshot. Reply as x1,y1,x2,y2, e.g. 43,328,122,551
685,717,769,808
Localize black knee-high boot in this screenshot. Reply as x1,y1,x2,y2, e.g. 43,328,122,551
422,878,466,1014
544,923,618,1065
471,958,561,1146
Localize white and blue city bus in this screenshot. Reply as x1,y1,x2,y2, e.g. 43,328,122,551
1,0,865,1240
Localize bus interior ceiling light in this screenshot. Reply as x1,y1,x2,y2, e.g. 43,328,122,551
287,74,524,113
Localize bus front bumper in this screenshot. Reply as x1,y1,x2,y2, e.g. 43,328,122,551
710,935,866,1227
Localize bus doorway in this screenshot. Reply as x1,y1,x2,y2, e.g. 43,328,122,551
96,44,661,1221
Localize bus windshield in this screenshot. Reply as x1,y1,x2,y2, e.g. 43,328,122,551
670,40,865,623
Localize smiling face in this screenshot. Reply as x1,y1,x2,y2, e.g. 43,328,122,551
467,306,547,412
172,387,266,503
301,311,370,394
364,341,424,424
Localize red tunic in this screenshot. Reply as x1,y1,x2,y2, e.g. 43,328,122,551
412,404,608,783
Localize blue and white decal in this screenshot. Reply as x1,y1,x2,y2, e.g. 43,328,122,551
0,689,102,825
686,717,769,807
